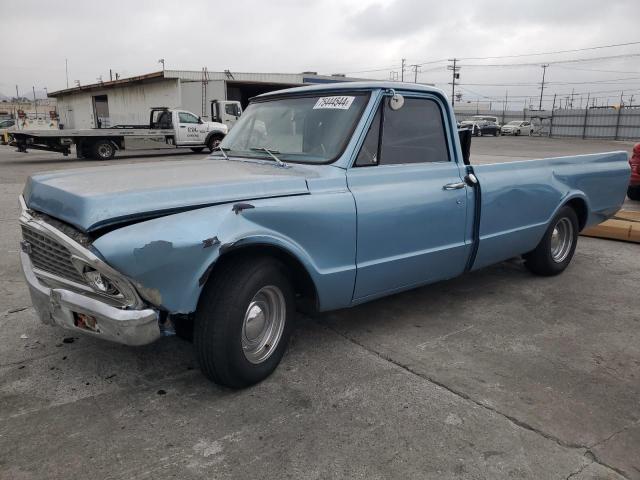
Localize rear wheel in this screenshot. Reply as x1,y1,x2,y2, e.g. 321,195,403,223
194,257,295,388
91,140,115,160
524,206,578,276
627,185,640,201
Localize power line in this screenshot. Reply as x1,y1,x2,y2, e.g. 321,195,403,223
555,65,640,74
456,40,640,61
458,52,640,68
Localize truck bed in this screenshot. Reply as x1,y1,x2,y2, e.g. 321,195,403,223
471,150,630,270
12,128,175,137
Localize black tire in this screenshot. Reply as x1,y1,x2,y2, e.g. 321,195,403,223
493,129,499,136
627,185,640,201
190,147,205,153
477,128,483,137
515,130,520,136
523,206,579,276
207,134,224,152
91,140,115,160
194,256,295,388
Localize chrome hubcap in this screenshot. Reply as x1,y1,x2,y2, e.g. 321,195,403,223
550,217,573,263
241,285,286,364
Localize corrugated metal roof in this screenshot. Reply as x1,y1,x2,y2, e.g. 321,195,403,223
48,71,165,97
165,70,305,84
47,69,381,98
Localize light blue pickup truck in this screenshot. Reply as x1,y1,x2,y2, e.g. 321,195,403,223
19,82,630,387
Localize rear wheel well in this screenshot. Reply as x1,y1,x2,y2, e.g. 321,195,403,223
565,197,588,231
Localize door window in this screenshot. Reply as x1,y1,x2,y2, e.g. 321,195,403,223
355,97,450,166
178,112,200,124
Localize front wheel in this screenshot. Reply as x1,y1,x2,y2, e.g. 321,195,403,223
524,206,578,276
194,257,295,388
627,185,640,201
207,134,224,152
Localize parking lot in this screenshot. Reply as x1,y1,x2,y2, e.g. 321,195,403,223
1,136,639,479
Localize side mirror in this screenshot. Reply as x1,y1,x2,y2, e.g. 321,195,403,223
384,88,405,110
389,93,404,111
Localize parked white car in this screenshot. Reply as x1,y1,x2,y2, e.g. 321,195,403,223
501,121,533,136
471,115,500,126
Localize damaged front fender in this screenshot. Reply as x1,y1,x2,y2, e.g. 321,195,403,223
91,191,357,315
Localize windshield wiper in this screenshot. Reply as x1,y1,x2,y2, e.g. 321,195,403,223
250,147,288,168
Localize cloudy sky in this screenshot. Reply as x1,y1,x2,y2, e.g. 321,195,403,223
2,0,640,109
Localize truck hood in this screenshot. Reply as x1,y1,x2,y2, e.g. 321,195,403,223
23,158,312,233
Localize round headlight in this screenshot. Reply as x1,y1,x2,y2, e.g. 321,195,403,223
83,268,120,296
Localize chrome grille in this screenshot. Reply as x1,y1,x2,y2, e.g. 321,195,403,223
21,226,86,284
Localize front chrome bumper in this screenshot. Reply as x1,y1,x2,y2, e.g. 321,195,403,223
18,196,160,346
21,250,161,346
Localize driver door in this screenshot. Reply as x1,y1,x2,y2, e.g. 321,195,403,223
347,96,471,301
176,111,206,145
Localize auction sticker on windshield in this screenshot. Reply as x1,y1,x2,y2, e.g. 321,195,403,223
313,96,355,110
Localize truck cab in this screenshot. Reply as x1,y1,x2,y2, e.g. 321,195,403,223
210,100,242,130
150,108,227,147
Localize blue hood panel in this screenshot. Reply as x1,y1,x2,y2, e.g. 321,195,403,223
23,158,311,232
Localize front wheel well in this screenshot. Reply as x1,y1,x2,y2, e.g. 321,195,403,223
207,244,318,313
564,197,588,231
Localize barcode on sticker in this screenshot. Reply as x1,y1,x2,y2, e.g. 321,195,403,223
313,96,355,110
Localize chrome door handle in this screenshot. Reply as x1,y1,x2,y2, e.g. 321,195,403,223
443,182,466,190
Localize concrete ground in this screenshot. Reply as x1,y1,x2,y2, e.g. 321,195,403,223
0,137,638,479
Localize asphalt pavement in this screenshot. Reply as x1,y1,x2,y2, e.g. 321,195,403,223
1,137,638,479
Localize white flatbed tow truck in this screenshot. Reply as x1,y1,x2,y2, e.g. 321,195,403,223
9,103,240,160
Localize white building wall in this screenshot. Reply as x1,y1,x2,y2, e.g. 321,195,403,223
179,80,226,118
55,79,180,129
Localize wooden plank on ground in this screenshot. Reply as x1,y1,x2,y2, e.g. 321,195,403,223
581,209,640,243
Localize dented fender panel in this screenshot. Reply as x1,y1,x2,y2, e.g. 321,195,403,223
91,180,357,314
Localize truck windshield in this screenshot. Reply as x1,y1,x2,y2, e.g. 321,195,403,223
218,93,369,164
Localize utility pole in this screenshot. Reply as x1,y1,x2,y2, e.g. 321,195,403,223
401,58,406,82
502,90,508,125
411,64,419,83
110,69,113,81
65,58,69,89
32,86,37,114
15,85,19,101
447,58,460,107
570,88,575,109
538,64,549,110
